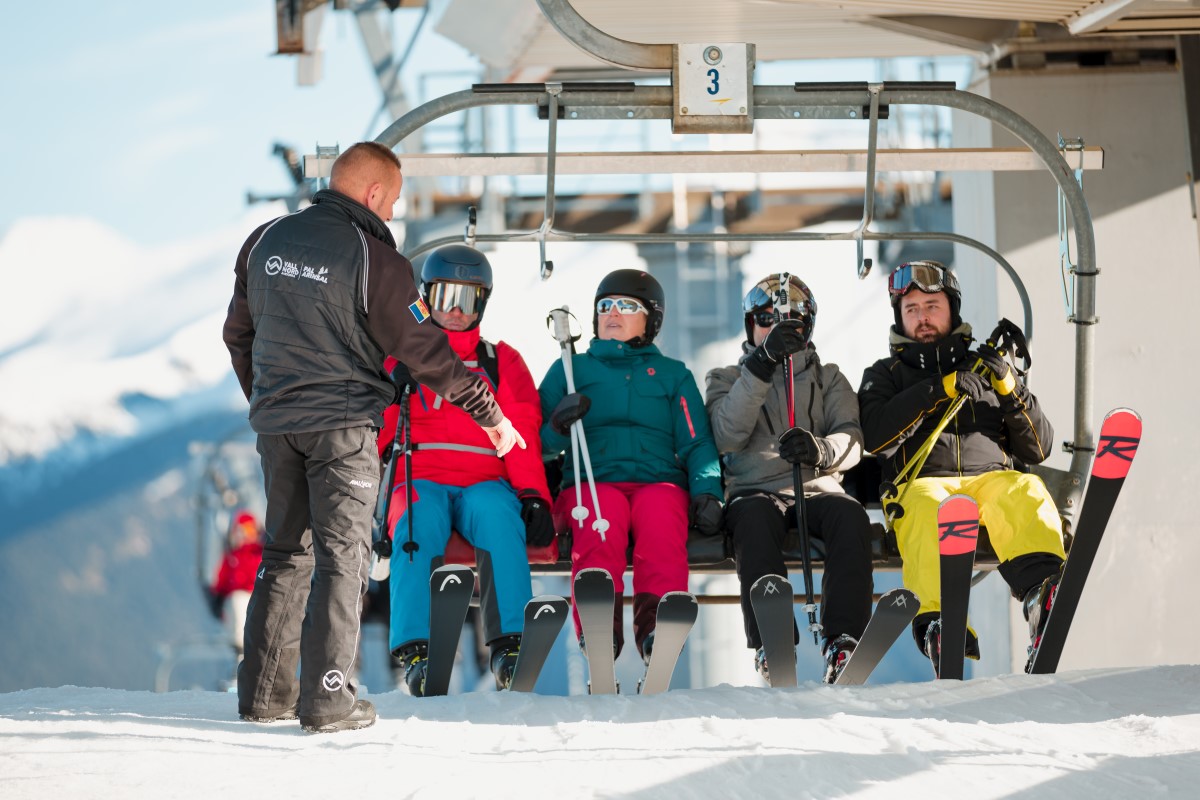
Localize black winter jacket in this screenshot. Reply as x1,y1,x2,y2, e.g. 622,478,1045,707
223,189,501,435
857,324,1053,484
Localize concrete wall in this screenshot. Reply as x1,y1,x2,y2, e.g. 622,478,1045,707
952,65,1200,671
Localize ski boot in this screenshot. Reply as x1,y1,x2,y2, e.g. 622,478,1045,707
822,634,858,684
489,635,521,691
1022,573,1061,667
921,617,982,678
396,641,429,697
640,631,655,666
753,647,770,683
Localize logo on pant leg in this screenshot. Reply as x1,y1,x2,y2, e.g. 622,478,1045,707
322,670,346,691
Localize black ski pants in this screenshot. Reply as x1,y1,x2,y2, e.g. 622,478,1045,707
238,427,379,728
727,491,874,650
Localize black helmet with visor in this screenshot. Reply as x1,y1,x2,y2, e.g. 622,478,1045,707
420,245,493,330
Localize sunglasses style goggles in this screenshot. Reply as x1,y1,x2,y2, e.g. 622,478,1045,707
426,281,486,314
888,261,954,298
596,296,649,316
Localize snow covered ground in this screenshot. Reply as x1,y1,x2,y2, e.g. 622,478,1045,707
4,666,1200,799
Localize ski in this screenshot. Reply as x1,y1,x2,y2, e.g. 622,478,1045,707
638,592,698,695
574,568,618,695
423,563,474,696
936,494,979,680
834,588,920,686
750,573,798,688
508,594,569,693
1028,407,1142,674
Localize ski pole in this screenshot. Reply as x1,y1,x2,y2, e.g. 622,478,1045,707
369,405,401,581
777,272,821,645
548,307,609,542
399,384,419,562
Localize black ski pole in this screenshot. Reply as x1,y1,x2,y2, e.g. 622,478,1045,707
777,272,821,646
399,384,419,562
370,385,407,581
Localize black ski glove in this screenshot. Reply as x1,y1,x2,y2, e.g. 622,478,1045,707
518,491,557,547
689,494,724,538
943,370,989,401
549,392,591,435
745,318,808,382
778,426,832,469
390,360,420,395
975,343,1016,395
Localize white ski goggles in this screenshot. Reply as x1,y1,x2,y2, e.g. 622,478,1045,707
596,296,648,316
425,281,487,314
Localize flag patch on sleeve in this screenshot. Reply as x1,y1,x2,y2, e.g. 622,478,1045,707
409,297,431,323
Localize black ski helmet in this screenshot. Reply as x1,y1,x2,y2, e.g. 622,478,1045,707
420,244,493,330
741,274,817,345
593,268,665,347
888,260,962,330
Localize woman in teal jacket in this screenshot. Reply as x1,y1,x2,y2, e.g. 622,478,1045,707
539,269,723,662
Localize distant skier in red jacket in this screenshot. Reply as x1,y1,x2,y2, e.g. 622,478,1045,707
210,510,263,657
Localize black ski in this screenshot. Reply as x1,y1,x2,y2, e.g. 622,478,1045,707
1028,407,1142,674
834,588,920,686
638,592,698,695
574,568,618,695
750,573,798,688
936,494,979,680
508,594,569,693
423,563,474,696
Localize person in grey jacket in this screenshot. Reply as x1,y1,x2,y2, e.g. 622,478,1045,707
705,274,873,684
223,142,524,733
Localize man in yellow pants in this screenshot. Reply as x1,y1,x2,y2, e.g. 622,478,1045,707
857,261,1065,671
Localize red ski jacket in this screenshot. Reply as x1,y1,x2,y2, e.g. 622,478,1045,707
212,543,263,597
380,327,550,504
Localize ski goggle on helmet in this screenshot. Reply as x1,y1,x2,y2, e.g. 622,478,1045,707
596,296,649,316
888,260,960,305
425,281,487,315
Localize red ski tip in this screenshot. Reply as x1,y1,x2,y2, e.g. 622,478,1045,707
937,494,979,556
1092,408,1142,480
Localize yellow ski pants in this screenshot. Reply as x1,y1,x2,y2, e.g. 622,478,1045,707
893,470,1066,616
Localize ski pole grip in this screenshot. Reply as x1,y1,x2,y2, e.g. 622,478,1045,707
549,306,573,344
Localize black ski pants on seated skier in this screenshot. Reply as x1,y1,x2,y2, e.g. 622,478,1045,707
238,427,378,728
727,490,874,650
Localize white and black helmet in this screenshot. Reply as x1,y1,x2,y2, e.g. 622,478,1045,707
741,274,817,345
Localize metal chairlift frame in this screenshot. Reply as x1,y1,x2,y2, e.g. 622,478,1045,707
353,0,1103,584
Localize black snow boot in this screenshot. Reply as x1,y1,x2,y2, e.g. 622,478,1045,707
396,641,429,698
301,699,377,734
489,635,521,691
920,616,981,678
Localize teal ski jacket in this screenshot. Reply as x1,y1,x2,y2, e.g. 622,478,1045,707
538,339,722,499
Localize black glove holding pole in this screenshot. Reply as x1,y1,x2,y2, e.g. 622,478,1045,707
745,318,809,382
778,427,833,470
549,392,590,435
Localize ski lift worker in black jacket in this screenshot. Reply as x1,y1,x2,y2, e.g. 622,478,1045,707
222,141,524,733
857,260,1065,668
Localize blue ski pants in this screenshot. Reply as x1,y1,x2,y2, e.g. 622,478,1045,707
388,478,532,653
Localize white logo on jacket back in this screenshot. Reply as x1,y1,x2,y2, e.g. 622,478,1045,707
265,254,328,284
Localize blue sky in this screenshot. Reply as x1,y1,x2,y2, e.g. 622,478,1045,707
0,2,410,245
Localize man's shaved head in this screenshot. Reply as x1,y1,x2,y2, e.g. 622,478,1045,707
329,142,403,222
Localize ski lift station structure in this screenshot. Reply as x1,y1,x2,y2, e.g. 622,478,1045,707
276,0,1200,678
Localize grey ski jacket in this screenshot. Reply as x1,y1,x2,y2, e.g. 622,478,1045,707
705,343,863,500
